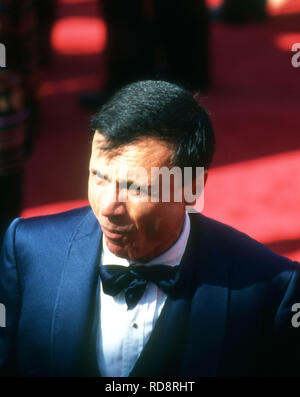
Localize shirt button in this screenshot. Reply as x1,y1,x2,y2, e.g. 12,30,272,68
132,322,138,329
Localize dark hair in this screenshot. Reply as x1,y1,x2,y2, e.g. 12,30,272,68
90,80,215,171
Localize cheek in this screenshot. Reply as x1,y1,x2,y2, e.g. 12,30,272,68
88,178,101,213
131,204,163,240
143,204,184,239
88,178,95,203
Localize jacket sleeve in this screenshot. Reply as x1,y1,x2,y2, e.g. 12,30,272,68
0,218,23,376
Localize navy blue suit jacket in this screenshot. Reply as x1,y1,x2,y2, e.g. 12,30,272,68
1,206,300,376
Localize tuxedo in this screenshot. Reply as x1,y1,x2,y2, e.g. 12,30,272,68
1,206,300,377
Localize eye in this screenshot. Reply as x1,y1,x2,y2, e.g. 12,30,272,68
127,183,140,196
132,186,141,195
91,169,107,184
128,183,149,197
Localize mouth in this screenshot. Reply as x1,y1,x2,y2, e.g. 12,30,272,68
101,225,132,240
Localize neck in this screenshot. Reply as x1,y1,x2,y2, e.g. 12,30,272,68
131,214,188,264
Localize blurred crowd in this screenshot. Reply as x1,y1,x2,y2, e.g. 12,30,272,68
0,0,56,239
0,0,266,242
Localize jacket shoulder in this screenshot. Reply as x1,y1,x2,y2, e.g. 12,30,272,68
8,205,93,241
1,206,96,269
1,206,98,291
17,205,92,229
190,212,300,285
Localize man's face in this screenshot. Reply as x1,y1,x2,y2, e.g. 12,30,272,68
88,130,187,262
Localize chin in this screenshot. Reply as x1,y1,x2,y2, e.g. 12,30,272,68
106,238,145,261
106,239,131,259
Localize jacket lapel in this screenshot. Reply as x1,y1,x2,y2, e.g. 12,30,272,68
130,213,229,377
51,209,102,376
129,295,191,376
181,284,229,376
181,213,229,376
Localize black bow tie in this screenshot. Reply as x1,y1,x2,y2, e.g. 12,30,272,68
99,262,181,309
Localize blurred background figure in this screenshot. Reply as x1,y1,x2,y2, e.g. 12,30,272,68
35,0,58,66
80,0,210,110
0,0,40,241
0,0,57,242
222,0,267,23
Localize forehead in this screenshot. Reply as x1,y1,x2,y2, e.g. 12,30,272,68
91,131,174,170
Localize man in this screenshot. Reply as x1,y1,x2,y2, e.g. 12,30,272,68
1,80,300,377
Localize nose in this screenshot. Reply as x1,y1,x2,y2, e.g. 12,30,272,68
100,182,127,218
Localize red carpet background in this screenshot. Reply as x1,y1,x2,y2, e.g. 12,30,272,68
22,0,300,261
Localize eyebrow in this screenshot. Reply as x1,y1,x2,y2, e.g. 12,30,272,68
92,169,111,183
93,141,106,151
91,168,152,191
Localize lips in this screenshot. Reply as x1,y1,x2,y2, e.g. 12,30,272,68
101,225,131,240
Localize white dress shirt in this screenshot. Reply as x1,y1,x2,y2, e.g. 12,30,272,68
96,213,191,377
